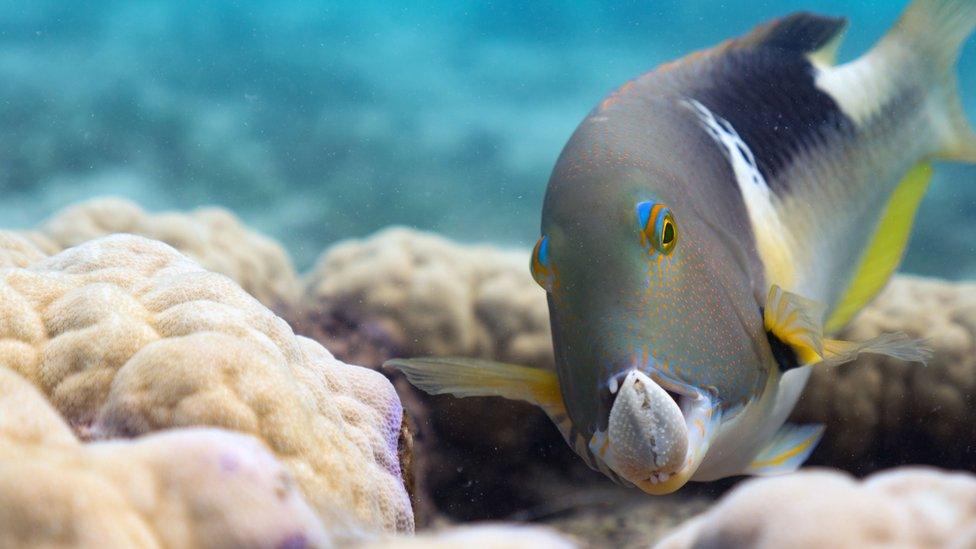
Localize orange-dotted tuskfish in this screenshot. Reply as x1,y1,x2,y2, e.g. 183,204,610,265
388,0,972,494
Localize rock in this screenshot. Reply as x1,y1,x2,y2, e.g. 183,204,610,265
656,467,976,548
0,363,331,548
792,275,976,473
361,524,579,549
0,234,412,541
22,197,299,310
541,489,715,549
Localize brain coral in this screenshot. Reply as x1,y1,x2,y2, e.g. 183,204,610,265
0,366,330,548
0,230,48,268
25,197,299,309
792,275,976,471
300,226,552,370
0,234,412,540
656,467,976,548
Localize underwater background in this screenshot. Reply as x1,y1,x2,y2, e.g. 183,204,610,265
3,2,976,546
1,0,975,274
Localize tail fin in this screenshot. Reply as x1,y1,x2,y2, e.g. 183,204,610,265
888,0,976,162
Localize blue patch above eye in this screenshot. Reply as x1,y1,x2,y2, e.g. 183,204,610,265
537,235,551,266
636,201,653,229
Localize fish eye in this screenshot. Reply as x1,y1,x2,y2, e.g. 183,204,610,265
636,201,678,254
531,235,553,290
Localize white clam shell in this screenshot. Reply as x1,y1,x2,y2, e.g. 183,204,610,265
607,370,689,482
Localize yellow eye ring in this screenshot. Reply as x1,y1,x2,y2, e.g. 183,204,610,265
636,201,677,255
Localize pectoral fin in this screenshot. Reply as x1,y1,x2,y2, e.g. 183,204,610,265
385,357,607,474
764,285,931,371
385,357,561,406
745,423,825,476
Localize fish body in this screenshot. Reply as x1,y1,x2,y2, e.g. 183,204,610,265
390,0,972,494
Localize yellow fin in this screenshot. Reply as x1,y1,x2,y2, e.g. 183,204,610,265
385,357,562,410
386,357,611,474
764,284,826,366
825,163,933,333
765,285,931,368
745,423,825,476
384,357,572,433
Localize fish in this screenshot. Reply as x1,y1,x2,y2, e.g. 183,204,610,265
387,0,973,494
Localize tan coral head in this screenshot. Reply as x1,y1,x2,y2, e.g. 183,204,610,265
591,369,717,495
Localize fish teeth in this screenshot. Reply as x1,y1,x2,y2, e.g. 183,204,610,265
608,376,619,395
647,472,672,484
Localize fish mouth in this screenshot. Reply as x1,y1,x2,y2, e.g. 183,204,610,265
595,368,715,494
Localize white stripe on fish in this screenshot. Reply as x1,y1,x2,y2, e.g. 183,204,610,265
685,99,799,288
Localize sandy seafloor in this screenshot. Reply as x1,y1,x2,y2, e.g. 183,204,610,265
1,0,974,275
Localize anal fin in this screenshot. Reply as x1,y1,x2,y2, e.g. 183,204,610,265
745,423,825,476
825,163,933,333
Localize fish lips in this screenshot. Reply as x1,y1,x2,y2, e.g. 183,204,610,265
605,369,690,485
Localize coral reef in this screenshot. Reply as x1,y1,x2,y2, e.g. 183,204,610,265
4,211,975,545
0,230,47,268
0,234,412,541
792,275,976,472
23,197,299,309
0,366,330,548
656,468,976,548
300,227,551,368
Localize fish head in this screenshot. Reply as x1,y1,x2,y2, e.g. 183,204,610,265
533,158,768,493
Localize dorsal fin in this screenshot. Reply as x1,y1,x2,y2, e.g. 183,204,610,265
735,12,848,64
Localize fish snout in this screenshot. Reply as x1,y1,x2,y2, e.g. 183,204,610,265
607,369,689,484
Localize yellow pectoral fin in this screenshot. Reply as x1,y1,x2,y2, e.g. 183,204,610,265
385,357,573,439
386,357,618,477
826,163,933,333
764,285,826,367
764,285,931,369
385,357,562,409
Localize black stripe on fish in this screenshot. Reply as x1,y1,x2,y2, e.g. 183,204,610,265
740,12,847,55
761,307,802,372
689,16,855,190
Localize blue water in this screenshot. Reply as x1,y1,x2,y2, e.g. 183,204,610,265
1,0,974,275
